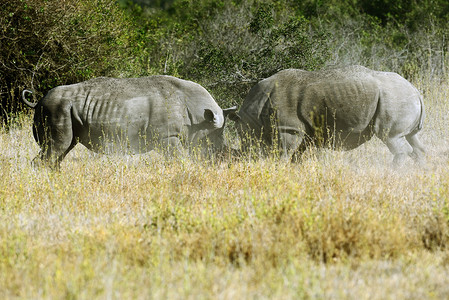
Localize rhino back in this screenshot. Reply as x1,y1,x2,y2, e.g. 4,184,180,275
76,77,185,122
55,77,189,152
242,68,380,136
297,75,380,133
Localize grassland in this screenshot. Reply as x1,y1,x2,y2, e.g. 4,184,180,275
1,79,449,299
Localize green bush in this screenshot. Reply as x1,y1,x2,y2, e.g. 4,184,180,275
162,1,330,107
0,0,147,124
2,0,449,125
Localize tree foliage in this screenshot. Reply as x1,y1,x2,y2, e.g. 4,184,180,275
0,0,145,124
136,1,330,105
1,0,449,124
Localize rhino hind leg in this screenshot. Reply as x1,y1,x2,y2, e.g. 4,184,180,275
33,145,74,170
383,135,415,167
406,133,426,165
34,125,77,170
54,139,78,168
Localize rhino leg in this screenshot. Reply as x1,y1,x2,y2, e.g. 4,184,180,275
383,135,414,167
381,132,426,167
159,136,185,158
34,124,76,170
278,129,304,161
55,139,78,167
406,134,426,165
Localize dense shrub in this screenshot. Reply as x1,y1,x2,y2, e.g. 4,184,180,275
2,0,449,124
0,0,146,124
305,1,449,80
139,1,330,107
128,0,449,106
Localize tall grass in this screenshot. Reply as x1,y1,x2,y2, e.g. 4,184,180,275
1,79,449,298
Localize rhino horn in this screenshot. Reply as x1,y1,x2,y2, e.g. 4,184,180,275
224,106,241,122
223,106,238,119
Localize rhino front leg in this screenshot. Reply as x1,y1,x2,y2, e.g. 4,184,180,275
278,128,304,161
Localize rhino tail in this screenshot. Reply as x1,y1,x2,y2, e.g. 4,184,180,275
22,89,37,109
417,94,425,131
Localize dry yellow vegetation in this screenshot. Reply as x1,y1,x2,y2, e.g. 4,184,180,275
1,79,449,299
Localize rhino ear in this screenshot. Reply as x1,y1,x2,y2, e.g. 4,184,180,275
204,109,224,128
204,109,215,122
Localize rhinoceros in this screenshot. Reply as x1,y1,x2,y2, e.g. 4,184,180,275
22,76,236,168
229,66,425,165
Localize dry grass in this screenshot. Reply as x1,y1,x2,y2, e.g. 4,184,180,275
1,79,449,299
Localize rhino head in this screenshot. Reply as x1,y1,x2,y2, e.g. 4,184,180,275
225,109,266,155
192,106,238,156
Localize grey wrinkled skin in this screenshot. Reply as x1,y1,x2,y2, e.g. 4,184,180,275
229,66,425,166
22,76,237,168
